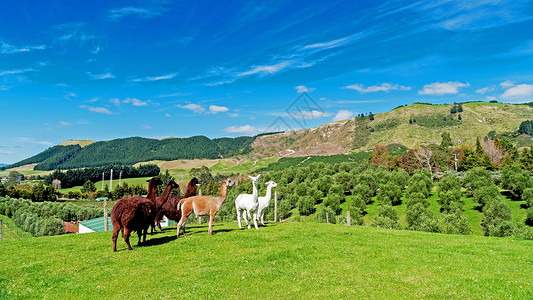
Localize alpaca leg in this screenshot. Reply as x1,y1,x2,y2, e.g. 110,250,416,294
237,208,243,229
260,211,265,226
242,210,249,228
124,228,133,250
177,211,190,238
208,213,215,235
112,227,121,252
253,211,259,229
246,210,252,229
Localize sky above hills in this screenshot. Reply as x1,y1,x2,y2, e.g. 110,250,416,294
1,0,533,164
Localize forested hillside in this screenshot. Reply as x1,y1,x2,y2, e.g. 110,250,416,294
4,136,254,170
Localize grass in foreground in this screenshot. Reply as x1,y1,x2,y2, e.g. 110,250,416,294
0,222,532,299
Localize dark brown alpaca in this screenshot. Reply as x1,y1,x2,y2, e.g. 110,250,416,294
111,178,178,251
153,177,199,231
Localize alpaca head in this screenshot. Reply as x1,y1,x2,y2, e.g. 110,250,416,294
190,177,200,186
147,177,164,185
248,174,260,185
222,178,235,186
265,181,277,188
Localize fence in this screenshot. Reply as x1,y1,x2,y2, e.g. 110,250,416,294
0,217,29,240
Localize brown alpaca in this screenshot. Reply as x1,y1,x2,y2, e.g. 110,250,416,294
153,177,199,232
176,178,234,237
111,178,178,251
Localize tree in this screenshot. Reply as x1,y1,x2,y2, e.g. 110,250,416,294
519,120,533,136
481,198,513,237
370,144,390,168
51,179,61,190
501,165,533,199
413,148,433,172
81,180,96,193
373,205,402,230
440,131,453,148
369,112,374,121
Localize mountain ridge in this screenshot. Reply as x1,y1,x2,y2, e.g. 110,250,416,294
4,101,532,171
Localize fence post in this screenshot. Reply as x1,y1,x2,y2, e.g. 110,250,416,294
274,191,278,223
103,198,108,232
0,218,2,241
326,212,329,224
347,211,351,226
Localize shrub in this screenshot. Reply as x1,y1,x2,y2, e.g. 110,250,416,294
463,167,493,196
501,165,533,199
522,188,533,207
472,185,501,208
353,184,374,204
406,203,439,233
376,182,402,206
481,198,512,236
323,193,342,211
373,205,402,230
438,190,463,212
526,207,533,226
297,196,315,216
439,212,471,235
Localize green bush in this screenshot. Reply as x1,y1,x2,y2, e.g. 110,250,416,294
463,167,493,196
521,188,533,207
439,212,472,235
526,207,533,226
500,165,533,199
472,185,501,208
373,205,402,230
481,198,513,236
406,203,438,233
376,182,402,206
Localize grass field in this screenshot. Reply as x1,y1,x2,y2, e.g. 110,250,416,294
0,222,531,299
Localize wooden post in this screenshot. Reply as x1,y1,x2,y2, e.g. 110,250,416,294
274,191,278,222
0,218,2,241
347,211,351,226
326,212,329,224
103,198,108,232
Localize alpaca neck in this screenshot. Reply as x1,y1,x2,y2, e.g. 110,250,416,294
183,183,197,198
147,181,158,200
218,182,228,199
252,181,259,201
158,183,174,206
263,186,273,204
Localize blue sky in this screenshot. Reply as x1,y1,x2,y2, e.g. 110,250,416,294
1,0,533,164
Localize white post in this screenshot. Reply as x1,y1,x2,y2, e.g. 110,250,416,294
347,211,351,226
119,171,122,186
326,212,329,224
110,169,113,191
103,199,108,232
274,191,278,222
102,172,104,190
0,218,2,241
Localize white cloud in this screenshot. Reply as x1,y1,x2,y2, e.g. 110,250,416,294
296,85,315,93
131,72,177,82
292,110,330,119
223,125,259,135
418,81,470,95
123,98,148,107
208,105,229,114
229,113,239,118
333,110,354,121
500,84,533,100
238,61,292,77
58,121,71,127
485,96,497,101
345,83,411,93
86,71,115,80
109,6,166,19
500,80,515,88
475,87,493,94
80,105,114,114
301,29,374,51
177,103,205,114
165,113,171,117
1,42,45,54
0,67,36,77
141,124,152,130
16,137,53,146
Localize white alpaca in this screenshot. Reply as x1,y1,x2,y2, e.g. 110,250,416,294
235,175,260,229
257,181,277,226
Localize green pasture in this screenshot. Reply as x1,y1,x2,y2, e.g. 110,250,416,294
0,222,531,299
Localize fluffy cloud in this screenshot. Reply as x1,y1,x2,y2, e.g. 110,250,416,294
223,125,259,135
333,110,354,121
208,105,229,114
177,103,205,114
500,80,515,88
296,85,315,93
345,83,411,93
110,97,149,107
500,84,533,100
292,110,330,119
418,81,470,95
80,105,114,114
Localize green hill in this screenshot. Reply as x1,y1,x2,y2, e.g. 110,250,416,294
0,222,531,298
5,136,254,171
5,101,532,171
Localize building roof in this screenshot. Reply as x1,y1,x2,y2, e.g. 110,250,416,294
79,216,113,232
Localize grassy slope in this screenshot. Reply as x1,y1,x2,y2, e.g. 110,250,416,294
365,102,533,151
0,222,531,299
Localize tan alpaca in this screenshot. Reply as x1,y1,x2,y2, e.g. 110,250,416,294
176,178,234,237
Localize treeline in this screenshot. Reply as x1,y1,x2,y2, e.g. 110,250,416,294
0,197,103,237
4,135,255,171
43,164,160,189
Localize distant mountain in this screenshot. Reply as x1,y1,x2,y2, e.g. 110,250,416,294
6,101,532,171
0,164,7,167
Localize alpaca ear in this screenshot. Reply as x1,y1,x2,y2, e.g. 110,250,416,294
257,174,261,178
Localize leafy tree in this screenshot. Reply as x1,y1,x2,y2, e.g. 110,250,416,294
520,147,533,171
81,180,96,193
526,207,533,226
353,183,374,204
376,182,402,206
406,202,438,232
522,188,533,208
297,196,315,216
501,165,533,199
481,198,513,237
323,193,342,212
519,120,533,136
439,212,471,235
369,112,374,121
440,131,453,148
463,167,492,196
373,205,402,230
472,185,501,208
370,144,390,168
